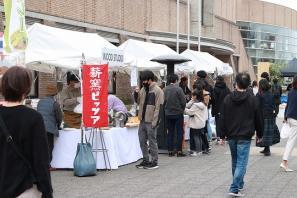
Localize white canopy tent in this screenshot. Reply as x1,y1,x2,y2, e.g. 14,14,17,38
119,39,179,71
177,49,233,75
25,23,120,74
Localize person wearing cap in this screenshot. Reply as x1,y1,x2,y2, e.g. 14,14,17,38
37,84,63,169
61,73,82,128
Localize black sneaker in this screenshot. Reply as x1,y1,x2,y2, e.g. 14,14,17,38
135,161,149,169
168,151,175,157
176,152,187,157
143,162,159,170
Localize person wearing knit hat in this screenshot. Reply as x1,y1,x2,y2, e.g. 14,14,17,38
37,83,63,170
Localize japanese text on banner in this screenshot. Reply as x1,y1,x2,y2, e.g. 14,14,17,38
82,64,108,127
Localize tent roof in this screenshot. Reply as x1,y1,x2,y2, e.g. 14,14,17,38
119,39,178,71
281,58,297,77
177,49,233,75
26,23,118,73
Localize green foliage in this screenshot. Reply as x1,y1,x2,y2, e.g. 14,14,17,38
269,62,286,85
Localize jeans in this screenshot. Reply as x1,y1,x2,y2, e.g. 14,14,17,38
206,120,212,141
189,128,204,152
228,139,251,193
166,114,184,152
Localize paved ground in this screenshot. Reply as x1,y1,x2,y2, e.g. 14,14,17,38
51,118,297,198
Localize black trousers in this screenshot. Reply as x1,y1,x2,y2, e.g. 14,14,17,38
275,104,280,117
47,133,54,163
215,114,221,138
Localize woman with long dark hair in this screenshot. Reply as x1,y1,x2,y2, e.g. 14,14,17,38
280,75,297,171
256,79,280,156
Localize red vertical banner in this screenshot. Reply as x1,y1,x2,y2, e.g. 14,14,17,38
82,64,109,128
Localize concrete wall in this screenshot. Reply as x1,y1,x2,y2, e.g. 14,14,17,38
235,0,297,30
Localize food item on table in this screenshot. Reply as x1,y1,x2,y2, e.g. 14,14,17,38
127,116,140,124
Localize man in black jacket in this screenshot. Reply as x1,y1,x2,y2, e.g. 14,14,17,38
220,73,263,197
211,76,230,143
164,74,187,157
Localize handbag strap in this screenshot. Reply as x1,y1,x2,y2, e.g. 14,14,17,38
0,113,32,170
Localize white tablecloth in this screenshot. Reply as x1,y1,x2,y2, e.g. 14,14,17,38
51,127,143,169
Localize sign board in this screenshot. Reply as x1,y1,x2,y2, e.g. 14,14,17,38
82,64,109,128
4,0,28,54
257,62,271,81
130,66,138,87
102,48,124,67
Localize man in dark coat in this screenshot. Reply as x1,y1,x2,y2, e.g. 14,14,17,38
211,76,230,142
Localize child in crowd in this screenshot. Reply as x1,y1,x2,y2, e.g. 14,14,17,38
184,89,209,156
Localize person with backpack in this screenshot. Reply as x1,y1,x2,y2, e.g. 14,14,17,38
271,78,282,117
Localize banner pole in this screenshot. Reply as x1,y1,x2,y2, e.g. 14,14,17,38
80,53,86,143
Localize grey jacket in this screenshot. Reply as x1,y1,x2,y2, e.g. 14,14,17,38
37,96,63,136
164,84,186,116
138,82,164,127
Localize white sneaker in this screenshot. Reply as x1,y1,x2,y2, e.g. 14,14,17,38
190,151,197,157
228,192,245,197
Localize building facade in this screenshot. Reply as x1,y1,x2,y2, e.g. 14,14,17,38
0,0,296,100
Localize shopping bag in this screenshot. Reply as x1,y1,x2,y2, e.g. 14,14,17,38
73,142,96,177
280,123,291,139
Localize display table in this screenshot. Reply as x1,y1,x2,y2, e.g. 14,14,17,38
51,127,143,169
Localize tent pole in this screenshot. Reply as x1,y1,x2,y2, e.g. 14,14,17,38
176,0,180,53
198,0,201,52
187,0,191,50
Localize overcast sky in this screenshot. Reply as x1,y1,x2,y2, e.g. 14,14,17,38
260,0,297,11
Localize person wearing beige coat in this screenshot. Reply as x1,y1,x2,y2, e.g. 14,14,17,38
185,89,209,156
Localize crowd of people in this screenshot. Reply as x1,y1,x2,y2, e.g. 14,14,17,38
134,69,297,197
0,65,297,197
